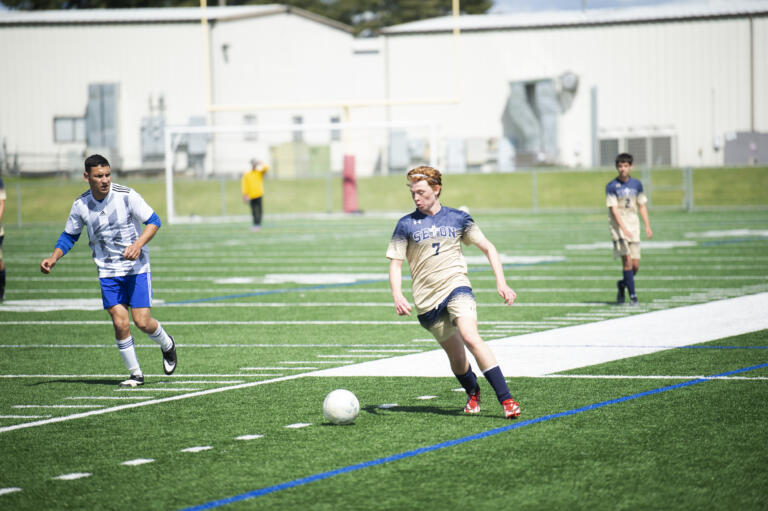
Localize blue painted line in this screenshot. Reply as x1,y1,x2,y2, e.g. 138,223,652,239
701,237,767,246
179,361,768,511
161,261,560,306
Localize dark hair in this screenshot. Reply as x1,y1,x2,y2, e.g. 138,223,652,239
615,153,633,166
84,154,110,173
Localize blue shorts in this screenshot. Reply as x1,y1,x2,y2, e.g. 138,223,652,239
100,273,153,309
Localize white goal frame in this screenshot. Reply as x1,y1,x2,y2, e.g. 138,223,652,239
163,120,439,224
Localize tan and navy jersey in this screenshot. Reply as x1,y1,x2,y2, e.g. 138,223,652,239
386,206,486,313
606,177,647,242
64,183,155,278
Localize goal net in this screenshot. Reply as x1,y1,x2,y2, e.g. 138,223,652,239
163,120,438,224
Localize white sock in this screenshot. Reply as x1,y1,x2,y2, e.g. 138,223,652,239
148,322,173,352
116,336,141,375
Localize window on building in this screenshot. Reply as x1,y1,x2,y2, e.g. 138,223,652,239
330,116,341,141
54,117,86,143
651,136,672,166
292,115,303,142
599,139,619,166
627,138,648,166
243,114,257,141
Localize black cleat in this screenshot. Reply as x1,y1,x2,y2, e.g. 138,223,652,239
629,296,639,306
162,337,177,375
119,374,144,388
616,280,626,304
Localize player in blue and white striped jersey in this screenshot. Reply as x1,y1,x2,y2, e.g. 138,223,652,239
40,154,177,387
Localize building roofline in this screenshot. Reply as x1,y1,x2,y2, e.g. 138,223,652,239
0,4,352,33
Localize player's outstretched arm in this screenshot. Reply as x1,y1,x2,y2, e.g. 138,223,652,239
474,237,517,306
388,258,412,316
40,248,64,274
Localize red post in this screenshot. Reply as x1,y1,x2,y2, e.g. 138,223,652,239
342,154,359,213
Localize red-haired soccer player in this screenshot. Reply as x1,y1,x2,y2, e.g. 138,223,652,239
386,166,521,419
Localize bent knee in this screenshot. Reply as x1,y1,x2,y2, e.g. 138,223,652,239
131,313,156,332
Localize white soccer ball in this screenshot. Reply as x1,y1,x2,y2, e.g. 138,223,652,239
323,389,360,425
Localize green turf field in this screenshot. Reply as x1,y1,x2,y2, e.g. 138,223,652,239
1,208,767,510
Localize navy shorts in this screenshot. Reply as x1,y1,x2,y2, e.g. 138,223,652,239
417,286,476,342
99,273,153,309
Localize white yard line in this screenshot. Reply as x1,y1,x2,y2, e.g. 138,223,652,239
0,374,289,378
236,434,264,441
181,446,212,453
121,458,155,466
53,473,91,481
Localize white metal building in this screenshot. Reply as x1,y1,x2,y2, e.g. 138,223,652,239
0,5,379,175
379,1,768,170
0,1,766,175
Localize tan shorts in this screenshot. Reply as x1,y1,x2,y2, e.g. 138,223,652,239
613,239,641,260
418,287,477,343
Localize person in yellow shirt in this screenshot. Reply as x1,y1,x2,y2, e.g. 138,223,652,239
241,159,268,231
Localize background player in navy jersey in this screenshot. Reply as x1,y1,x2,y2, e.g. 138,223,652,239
387,166,521,419
606,153,653,305
40,154,177,387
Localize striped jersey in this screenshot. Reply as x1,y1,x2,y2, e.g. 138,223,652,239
386,206,486,313
64,183,155,278
605,177,647,242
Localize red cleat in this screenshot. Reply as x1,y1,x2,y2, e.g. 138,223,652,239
502,398,521,419
464,389,481,414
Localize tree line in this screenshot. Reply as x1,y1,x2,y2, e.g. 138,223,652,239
3,0,492,35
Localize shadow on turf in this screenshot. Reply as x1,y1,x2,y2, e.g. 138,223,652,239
30,379,128,386
361,404,462,417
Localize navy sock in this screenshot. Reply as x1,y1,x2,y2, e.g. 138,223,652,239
623,269,636,298
0,269,5,298
483,365,512,403
456,367,480,395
